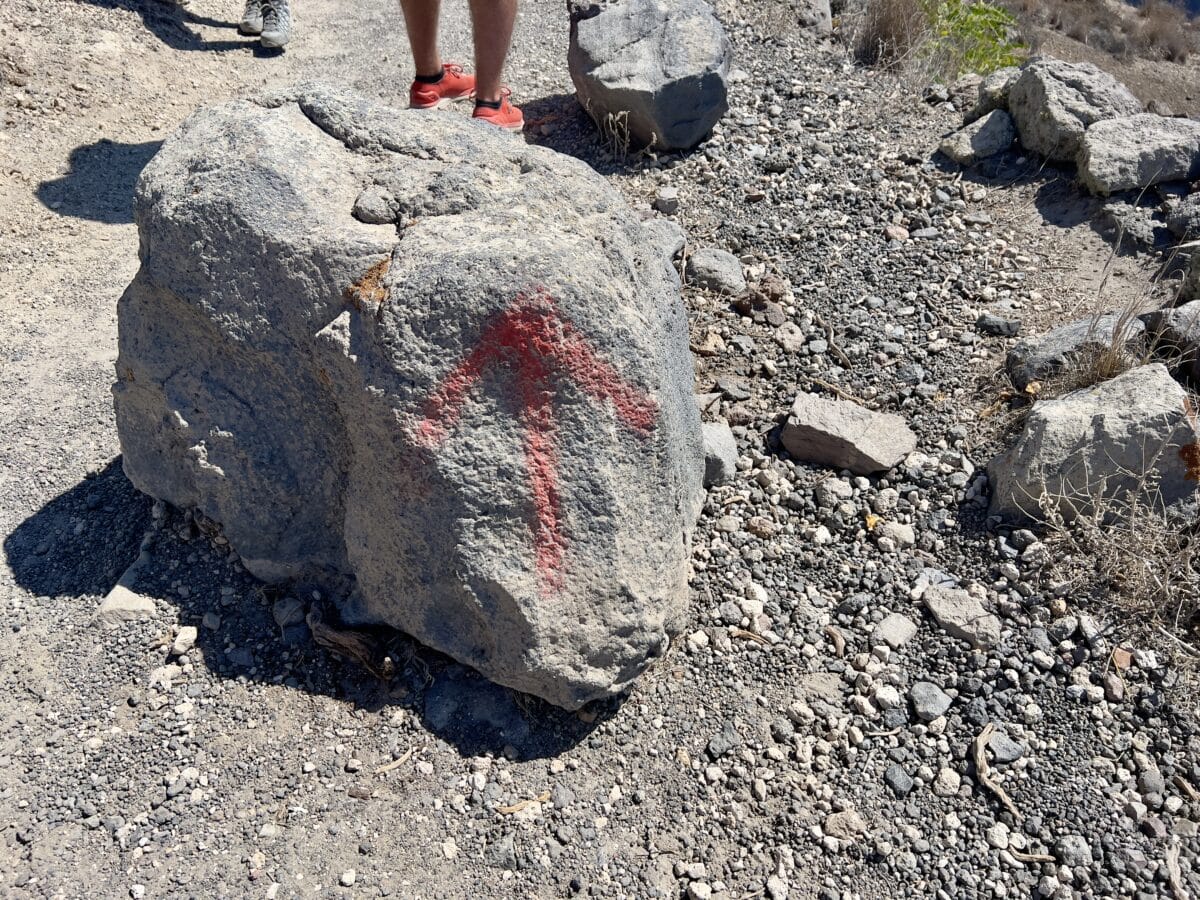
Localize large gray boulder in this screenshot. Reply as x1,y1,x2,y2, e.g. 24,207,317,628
567,0,732,151
1078,114,1200,195
939,110,1015,166
988,364,1200,524
114,84,705,709
1008,58,1141,162
780,394,917,475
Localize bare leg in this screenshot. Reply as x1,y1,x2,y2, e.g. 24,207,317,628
399,0,442,77
468,0,517,102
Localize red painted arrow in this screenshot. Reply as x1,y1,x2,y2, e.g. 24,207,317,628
412,288,659,591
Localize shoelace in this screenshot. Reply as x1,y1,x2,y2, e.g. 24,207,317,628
444,63,466,79
263,0,289,27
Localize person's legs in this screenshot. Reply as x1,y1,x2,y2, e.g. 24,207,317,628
467,0,517,103
399,0,442,78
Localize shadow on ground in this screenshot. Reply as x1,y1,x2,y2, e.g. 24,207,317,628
79,0,251,52
4,458,608,760
36,140,163,224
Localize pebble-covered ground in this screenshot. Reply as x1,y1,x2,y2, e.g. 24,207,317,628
1,0,1197,898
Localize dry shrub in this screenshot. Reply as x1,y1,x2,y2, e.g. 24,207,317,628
853,0,931,66
1134,0,1196,62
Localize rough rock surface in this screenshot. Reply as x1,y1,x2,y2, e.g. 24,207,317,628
567,0,732,151
780,394,917,475
797,0,832,34
939,110,1015,166
1007,58,1141,162
1006,312,1146,391
988,363,1200,523
1078,114,1200,195
1166,194,1200,239
921,584,1001,650
113,84,705,709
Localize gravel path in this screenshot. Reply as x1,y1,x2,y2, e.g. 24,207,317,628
1,1,1197,898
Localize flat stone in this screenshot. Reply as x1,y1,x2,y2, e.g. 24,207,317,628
780,394,917,475
824,809,867,842
686,248,746,294
939,110,1015,166
987,730,1026,764
922,584,1001,649
701,421,737,487
1006,312,1146,391
910,681,952,721
872,613,918,649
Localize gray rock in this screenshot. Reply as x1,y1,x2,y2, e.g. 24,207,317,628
939,110,1015,166
964,66,1019,124
989,363,1200,525
652,185,680,214
884,764,914,796
1185,251,1200,304
987,730,1026,763
823,809,867,841
1005,312,1146,391
113,84,704,709
921,584,1001,649
1008,58,1141,162
872,612,918,649
171,625,198,656
780,394,917,475
643,218,687,262
568,0,732,151
707,721,741,758
797,0,832,33
1054,834,1092,867
1078,114,1200,195
701,421,737,487
1166,194,1200,239
909,681,952,721
976,312,1020,337
1098,199,1174,253
1142,300,1200,384
686,248,746,294
94,584,156,626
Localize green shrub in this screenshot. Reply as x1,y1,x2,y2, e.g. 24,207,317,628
926,0,1028,75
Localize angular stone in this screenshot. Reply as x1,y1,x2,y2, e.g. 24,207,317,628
1166,194,1200,239
909,680,952,721
780,394,917,475
171,625,198,656
701,421,737,487
95,584,156,626
1078,114,1200,195
964,66,1019,124
113,85,704,709
988,364,1200,525
872,612,918,649
1008,58,1141,162
686,248,745,294
922,584,1001,649
939,110,1015,166
823,809,867,842
1006,312,1146,391
797,0,832,33
568,0,732,151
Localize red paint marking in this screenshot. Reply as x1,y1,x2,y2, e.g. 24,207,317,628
413,288,658,591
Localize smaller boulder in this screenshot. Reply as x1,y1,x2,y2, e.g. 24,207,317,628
687,248,746,294
988,363,1200,524
568,0,732,151
1143,300,1200,384
95,584,157,626
939,110,1015,166
1166,194,1200,240
1078,114,1200,195
1008,58,1141,162
1006,313,1145,391
701,421,738,487
780,394,917,475
910,681,953,721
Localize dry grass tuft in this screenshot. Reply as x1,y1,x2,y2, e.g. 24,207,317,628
1002,0,1199,62
853,0,931,66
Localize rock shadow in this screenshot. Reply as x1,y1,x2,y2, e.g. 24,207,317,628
5,462,608,761
3,458,152,598
521,92,703,178
77,0,249,52
36,139,162,224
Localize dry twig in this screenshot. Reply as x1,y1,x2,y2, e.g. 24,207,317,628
497,791,551,815
973,723,1022,821
375,747,415,775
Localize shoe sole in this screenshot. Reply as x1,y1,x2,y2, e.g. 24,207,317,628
473,117,525,133
410,93,474,110
260,34,289,48
239,23,263,34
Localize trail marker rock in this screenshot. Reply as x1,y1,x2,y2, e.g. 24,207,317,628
113,84,704,709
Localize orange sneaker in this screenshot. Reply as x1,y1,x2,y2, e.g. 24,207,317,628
409,63,475,110
472,88,524,133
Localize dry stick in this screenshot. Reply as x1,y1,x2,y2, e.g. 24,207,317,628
824,625,846,658
973,723,1022,822
1167,838,1189,900
811,311,853,369
731,628,771,647
807,376,863,404
375,747,415,775
1010,849,1056,864
497,791,551,815
1173,774,1200,803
